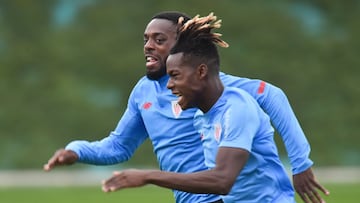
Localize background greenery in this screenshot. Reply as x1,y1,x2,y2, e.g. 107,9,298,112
0,0,359,169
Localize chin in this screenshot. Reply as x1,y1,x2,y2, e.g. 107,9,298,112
146,67,166,80
179,105,187,110
179,103,192,111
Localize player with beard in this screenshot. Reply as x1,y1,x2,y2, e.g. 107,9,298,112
44,11,329,203
103,13,296,202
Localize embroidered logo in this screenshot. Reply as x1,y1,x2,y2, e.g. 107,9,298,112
143,102,152,110
214,123,222,143
171,100,182,118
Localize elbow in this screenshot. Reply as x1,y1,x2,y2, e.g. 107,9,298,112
218,184,232,195
214,179,234,195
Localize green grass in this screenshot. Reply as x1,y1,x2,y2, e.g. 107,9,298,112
0,183,358,203
0,186,174,203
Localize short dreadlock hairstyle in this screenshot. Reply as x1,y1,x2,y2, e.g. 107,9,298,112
170,12,229,74
151,11,191,26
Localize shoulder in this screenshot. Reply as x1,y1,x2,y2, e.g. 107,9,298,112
133,76,151,89
130,76,157,94
219,72,256,85
128,76,155,103
220,87,261,116
223,87,254,102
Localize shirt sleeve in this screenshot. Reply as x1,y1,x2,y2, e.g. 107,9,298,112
220,72,313,174
259,83,313,174
219,97,260,151
65,86,149,165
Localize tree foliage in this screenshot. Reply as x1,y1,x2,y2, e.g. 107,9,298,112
0,0,359,169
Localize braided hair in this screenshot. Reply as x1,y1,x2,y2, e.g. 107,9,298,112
170,12,228,73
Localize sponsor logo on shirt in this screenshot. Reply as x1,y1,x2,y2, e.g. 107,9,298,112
143,102,152,110
171,100,182,118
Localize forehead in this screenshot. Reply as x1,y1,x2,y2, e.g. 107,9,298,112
144,19,177,37
167,53,185,70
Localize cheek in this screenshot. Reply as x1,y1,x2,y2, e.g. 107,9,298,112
183,78,200,94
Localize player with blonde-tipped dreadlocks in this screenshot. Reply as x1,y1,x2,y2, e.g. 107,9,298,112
102,13,296,203
176,12,229,49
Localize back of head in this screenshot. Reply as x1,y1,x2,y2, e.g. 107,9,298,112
170,13,229,74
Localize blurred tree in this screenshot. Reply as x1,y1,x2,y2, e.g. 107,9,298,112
0,0,358,168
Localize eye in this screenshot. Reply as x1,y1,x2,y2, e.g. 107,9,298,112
143,38,148,45
155,38,166,44
171,73,180,81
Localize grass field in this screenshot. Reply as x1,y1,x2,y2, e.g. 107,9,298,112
0,183,359,203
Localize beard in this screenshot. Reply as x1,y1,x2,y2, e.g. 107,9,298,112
146,65,167,80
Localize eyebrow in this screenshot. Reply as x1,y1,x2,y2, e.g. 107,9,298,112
144,32,167,38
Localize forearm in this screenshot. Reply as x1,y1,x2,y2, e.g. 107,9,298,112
66,137,132,165
67,108,149,165
146,170,231,195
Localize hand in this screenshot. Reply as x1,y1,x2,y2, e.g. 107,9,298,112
43,149,78,171
293,167,330,203
102,169,150,192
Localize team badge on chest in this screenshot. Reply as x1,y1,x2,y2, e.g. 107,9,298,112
171,100,182,118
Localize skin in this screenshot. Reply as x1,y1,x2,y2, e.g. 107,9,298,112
103,54,247,194
43,16,329,203
293,168,330,203
43,18,178,171
165,53,223,112
144,19,178,80
102,147,248,195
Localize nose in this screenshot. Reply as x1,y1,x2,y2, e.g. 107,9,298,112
144,39,154,51
166,78,174,90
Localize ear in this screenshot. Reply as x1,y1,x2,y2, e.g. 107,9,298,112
197,63,208,79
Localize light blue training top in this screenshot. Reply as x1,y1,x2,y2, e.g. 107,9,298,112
66,72,312,203
194,87,295,202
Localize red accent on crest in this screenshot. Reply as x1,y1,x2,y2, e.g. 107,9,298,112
143,102,152,109
257,81,266,94
215,124,221,142
174,103,181,115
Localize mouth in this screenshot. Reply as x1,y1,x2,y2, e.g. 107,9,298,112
172,92,185,109
145,55,159,68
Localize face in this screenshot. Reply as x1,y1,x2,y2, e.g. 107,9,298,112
166,53,203,110
144,19,178,80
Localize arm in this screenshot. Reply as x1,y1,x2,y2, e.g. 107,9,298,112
220,73,312,173
43,108,148,170
44,86,149,170
259,83,313,173
102,147,248,194
65,108,148,165
220,74,329,202
257,83,330,201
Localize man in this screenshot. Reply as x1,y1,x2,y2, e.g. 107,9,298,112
102,12,296,202
44,11,329,203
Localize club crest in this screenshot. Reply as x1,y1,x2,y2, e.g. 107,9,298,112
214,123,222,143
171,100,182,118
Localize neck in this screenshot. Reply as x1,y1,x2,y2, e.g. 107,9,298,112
199,77,224,113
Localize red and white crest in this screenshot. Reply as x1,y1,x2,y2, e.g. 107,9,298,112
171,100,182,118
214,123,222,143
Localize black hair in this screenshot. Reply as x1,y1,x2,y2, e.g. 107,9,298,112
151,11,191,25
